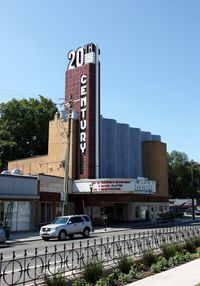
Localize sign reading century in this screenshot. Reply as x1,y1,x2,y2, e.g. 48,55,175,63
80,74,87,154
67,43,97,159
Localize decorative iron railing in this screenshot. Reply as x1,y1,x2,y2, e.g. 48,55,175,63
0,224,200,285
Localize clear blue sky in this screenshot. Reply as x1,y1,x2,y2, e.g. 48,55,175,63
1,0,200,162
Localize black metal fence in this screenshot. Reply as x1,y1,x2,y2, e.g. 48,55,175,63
0,225,200,285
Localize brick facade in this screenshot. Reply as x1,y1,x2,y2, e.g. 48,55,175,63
65,63,100,179
8,114,77,179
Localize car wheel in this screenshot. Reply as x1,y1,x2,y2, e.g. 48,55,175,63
68,234,74,239
82,227,90,238
58,230,67,241
42,237,49,241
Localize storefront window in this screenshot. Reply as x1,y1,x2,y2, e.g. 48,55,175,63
164,206,168,212
1,201,31,231
159,206,164,217
41,202,52,224
135,206,140,219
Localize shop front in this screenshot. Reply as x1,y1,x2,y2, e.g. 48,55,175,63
0,174,39,231
72,178,169,225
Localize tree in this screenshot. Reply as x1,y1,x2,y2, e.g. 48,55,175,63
168,151,189,198
0,96,57,171
168,150,200,200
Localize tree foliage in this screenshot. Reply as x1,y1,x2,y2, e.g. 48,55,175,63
168,150,200,200
0,96,57,171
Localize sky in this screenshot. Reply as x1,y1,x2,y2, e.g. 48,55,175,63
1,0,200,162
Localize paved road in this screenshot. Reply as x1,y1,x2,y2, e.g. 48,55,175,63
2,217,200,258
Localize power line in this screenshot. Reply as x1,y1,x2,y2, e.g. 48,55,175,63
0,89,48,103
0,89,58,104
0,89,38,96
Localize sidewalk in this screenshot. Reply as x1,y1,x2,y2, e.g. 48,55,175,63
128,258,200,286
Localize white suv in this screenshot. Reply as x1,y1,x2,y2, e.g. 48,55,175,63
39,215,92,241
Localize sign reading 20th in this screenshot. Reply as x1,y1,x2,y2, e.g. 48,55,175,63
67,43,97,70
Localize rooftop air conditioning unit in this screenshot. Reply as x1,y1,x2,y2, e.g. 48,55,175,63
12,169,23,175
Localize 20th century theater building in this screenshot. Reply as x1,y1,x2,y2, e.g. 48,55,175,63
7,43,169,228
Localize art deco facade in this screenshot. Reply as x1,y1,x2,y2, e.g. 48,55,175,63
6,43,168,228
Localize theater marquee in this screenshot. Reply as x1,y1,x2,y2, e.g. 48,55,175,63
73,178,156,194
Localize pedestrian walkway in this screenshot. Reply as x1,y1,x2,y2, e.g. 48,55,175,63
128,258,200,286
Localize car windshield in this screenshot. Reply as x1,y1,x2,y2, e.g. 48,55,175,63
52,216,70,224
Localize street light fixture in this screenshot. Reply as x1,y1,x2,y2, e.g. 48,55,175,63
191,161,199,220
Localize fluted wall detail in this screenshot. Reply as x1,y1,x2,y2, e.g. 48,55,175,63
100,117,162,179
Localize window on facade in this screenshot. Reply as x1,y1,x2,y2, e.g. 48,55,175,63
164,206,168,212
41,202,52,224
0,201,30,231
135,207,140,219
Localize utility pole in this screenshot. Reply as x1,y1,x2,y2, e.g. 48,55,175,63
191,161,200,221
60,95,79,216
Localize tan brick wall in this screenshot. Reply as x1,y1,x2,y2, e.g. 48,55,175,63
142,141,168,198
8,114,77,178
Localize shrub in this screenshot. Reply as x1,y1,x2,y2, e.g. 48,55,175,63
192,237,200,248
112,268,120,280
44,273,66,286
83,260,103,284
128,268,137,279
161,245,176,259
135,263,145,272
168,252,188,267
142,251,158,267
184,251,192,261
150,257,168,273
184,240,196,253
118,255,134,274
95,274,115,286
159,211,176,221
174,243,184,253
197,249,200,257
118,272,130,283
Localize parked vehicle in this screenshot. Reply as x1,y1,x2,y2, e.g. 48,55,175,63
184,208,200,216
39,215,92,241
0,227,6,244
169,207,184,217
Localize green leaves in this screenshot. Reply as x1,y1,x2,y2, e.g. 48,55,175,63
168,150,200,199
0,96,57,170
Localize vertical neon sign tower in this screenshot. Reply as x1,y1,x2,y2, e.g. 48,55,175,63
65,43,100,179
